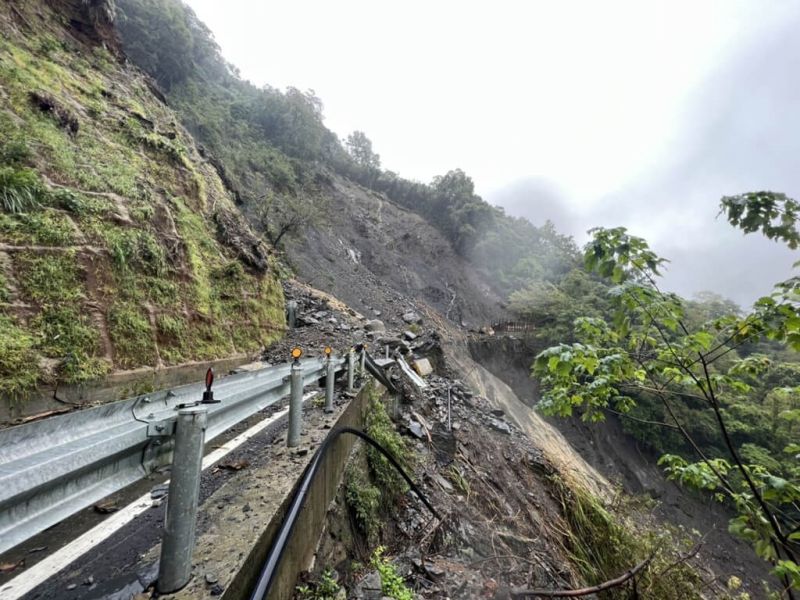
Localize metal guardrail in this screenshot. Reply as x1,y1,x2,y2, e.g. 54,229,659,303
0,356,345,556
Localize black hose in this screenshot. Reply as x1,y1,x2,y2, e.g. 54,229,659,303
248,426,439,600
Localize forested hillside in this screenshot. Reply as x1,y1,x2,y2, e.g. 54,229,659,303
115,0,581,311
0,0,284,406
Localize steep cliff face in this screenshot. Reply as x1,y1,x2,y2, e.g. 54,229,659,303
0,0,284,413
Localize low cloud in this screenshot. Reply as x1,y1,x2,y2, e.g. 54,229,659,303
488,13,800,308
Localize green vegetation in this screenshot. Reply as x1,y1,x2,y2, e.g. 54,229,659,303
369,547,413,600
0,210,74,246
345,462,381,542
535,192,800,591
364,386,411,494
0,166,45,213
344,385,412,543
0,316,40,400
296,569,342,600
0,0,285,405
16,252,82,302
108,302,157,368
550,478,704,599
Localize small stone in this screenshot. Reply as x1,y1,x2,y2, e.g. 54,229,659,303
403,330,417,340
205,573,219,585
294,447,309,457
489,418,512,435
402,311,421,324
84,575,94,586
210,583,224,596
490,408,504,417
423,562,446,578
67,584,77,590
242,504,252,513
407,421,424,439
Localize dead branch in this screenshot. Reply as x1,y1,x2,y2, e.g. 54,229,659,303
510,554,654,598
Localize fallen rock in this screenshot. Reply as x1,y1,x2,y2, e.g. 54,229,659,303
489,418,512,435
364,319,385,332
407,421,424,439
413,358,433,377
403,330,417,340
402,311,422,324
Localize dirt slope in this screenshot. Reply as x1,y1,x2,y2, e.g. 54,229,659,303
283,174,505,330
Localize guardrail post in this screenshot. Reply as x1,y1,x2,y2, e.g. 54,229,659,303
359,349,366,376
287,359,303,447
325,355,335,413
158,405,208,593
286,300,297,330
347,349,355,393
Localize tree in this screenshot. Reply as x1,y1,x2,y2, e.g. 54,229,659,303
345,131,380,170
430,169,495,254
253,191,314,249
534,193,800,594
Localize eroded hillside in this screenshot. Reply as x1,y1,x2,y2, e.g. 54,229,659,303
0,0,285,418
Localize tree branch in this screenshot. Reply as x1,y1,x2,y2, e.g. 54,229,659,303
510,555,653,598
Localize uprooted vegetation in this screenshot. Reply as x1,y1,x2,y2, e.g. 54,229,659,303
0,2,285,407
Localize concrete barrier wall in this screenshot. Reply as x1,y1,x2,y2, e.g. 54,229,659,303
265,386,370,600
175,383,372,600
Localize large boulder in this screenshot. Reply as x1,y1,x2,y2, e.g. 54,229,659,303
364,319,385,332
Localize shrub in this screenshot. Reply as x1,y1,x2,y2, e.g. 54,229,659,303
370,547,413,600
0,166,44,213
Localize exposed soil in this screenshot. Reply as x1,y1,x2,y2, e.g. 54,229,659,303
283,175,507,330
468,333,777,598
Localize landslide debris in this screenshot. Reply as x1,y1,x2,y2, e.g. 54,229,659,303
291,304,711,600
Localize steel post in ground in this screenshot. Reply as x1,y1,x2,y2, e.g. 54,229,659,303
325,356,335,412
359,349,366,377
347,349,355,393
286,300,297,330
287,360,303,447
157,406,208,593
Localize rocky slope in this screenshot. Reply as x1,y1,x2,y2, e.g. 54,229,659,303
281,172,505,330
0,0,284,418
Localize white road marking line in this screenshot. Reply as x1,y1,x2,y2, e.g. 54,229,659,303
1,393,318,600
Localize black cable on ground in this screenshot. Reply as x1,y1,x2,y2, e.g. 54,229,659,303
248,426,439,600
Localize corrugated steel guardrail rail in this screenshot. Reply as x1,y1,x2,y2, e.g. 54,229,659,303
0,356,345,555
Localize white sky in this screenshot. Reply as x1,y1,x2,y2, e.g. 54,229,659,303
183,0,799,306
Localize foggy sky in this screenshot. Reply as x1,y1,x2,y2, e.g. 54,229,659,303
183,0,799,307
